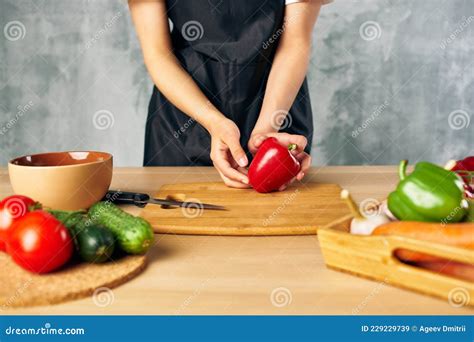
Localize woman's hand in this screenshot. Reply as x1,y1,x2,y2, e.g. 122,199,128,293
247,1,320,189
210,119,251,189
248,132,311,190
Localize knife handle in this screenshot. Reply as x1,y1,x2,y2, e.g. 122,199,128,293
103,190,150,208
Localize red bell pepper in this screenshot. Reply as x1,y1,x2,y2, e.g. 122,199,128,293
451,156,474,198
452,156,474,171
248,137,301,193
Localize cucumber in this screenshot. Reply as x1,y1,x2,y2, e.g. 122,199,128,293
88,201,154,254
48,210,115,263
75,224,115,263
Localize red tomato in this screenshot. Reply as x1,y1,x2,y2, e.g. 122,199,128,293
7,210,73,273
0,195,38,252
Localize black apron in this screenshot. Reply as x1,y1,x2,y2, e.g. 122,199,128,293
144,0,313,166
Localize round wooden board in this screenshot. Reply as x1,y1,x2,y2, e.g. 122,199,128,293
0,253,147,308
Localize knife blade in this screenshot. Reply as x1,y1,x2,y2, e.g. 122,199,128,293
103,190,227,210
146,198,226,210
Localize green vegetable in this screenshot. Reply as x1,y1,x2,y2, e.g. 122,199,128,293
75,225,115,263
49,210,115,263
388,160,467,222
464,200,474,222
88,201,154,254
48,209,85,224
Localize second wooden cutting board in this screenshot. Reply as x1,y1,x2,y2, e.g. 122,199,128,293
140,182,350,236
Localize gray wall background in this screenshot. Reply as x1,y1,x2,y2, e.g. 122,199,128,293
1,0,472,167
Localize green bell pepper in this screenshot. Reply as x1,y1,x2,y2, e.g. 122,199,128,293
388,160,468,222
464,199,474,222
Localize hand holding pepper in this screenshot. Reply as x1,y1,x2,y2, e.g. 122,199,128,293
248,134,311,192
248,133,311,191
209,118,250,189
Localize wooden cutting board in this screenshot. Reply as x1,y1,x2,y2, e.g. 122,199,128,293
140,182,350,235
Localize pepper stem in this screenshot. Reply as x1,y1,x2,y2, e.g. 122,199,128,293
288,144,297,152
399,159,408,181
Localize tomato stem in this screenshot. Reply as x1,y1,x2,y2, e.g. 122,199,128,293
29,202,43,211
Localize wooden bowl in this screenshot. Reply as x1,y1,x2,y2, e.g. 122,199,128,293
8,151,113,210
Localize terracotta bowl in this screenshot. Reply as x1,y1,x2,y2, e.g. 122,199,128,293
8,151,113,210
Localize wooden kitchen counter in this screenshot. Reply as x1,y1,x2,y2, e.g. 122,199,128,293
0,166,471,315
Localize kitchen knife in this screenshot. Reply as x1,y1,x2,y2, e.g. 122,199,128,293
103,190,227,210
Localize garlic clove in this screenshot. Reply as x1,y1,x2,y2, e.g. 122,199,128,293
350,213,391,235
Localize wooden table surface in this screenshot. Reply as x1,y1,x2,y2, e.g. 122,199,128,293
0,166,471,315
